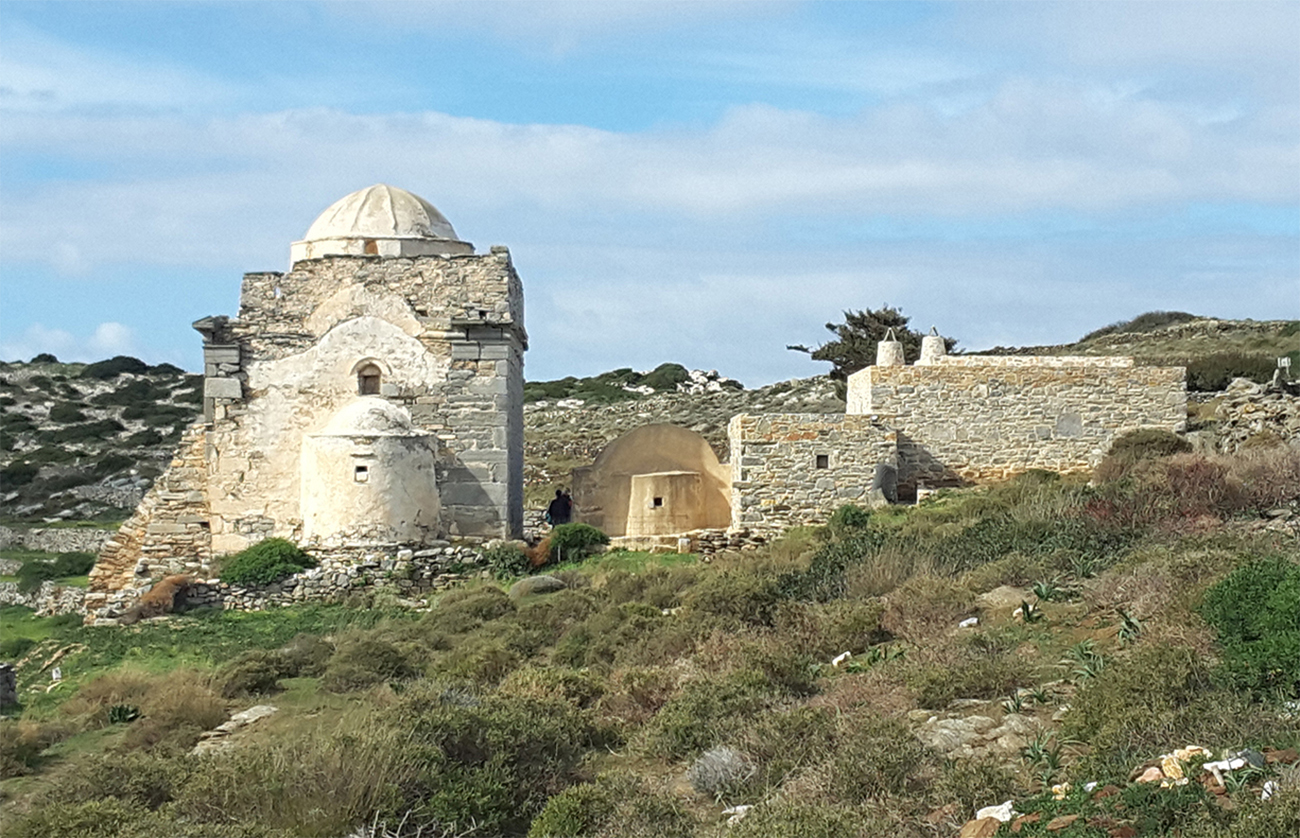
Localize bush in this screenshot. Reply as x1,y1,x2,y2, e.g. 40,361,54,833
15,551,96,593
1200,557,1300,698
0,635,36,659
824,714,933,801
483,542,531,579
392,692,597,835
423,586,515,635
1081,310,1200,341
81,356,149,379
0,719,65,778
218,651,292,697
636,673,771,759
528,774,697,838
730,801,877,838
910,652,1025,709
321,637,417,692
47,402,87,423
1187,352,1277,391
48,418,126,443
220,538,314,587
0,461,39,489
548,523,609,563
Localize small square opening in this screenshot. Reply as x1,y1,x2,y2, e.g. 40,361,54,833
354,465,369,483
815,454,830,469
652,497,664,508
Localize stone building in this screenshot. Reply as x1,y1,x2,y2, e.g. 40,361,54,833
88,185,526,611
728,334,1186,533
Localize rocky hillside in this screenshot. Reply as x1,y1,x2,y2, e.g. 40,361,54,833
0,357,202,525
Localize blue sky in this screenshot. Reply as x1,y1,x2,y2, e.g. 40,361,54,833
1,1,1297,384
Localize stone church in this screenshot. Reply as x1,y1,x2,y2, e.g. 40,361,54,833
88,185,526,604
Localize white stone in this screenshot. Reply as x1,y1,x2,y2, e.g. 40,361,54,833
974,801,1016,822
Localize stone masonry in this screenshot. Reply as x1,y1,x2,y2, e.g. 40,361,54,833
847,355,1186,493
728,341,1186,530
729,414,897,531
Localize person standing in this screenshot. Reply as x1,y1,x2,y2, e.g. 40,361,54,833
546,489,573,526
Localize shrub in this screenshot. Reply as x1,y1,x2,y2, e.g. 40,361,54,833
1200,557,1300,698
321,637,417,692
122,669,228,752
277,633,335,677
910,652,1025,709
81,355,149,379
30,352,59,364
528,781,617,837
547,523,609,563
729,801,876,838
218,650,292,697
48,418,126,443
1081,310,1200,340
636,672,771,759
0,719,65,778
824,713,933,801
528,774,697,838
47,402,87,423
0,461,39,488
881,574,974,641
392,692,597,835
684,570,781,628
0,635,36,659
498,666,607,708
686,746,756,800
423,586,515,634
935,755,1019,816
483,542,531,579
220,538,314,587
15,551,95,593
825,503,871,538
1187,352,1277,391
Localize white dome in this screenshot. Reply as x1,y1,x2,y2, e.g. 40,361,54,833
319,398,418,436
304,184,460,242
291,184,473,264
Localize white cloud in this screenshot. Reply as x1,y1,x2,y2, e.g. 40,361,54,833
0,321,138,364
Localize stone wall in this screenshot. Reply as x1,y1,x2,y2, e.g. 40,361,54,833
0,580,86,616
728,414,897,532
847,356,1186,493
0,526,114,554
85,543,487,624
85,423,213,619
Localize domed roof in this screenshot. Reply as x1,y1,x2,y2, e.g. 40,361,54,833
319,398,419,436
303,184,460,243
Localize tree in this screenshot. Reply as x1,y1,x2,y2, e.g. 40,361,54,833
787,306,957,388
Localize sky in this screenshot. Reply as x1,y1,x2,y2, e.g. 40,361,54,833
0,1,1297,386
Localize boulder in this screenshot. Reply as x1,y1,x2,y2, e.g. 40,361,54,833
509,575,567,598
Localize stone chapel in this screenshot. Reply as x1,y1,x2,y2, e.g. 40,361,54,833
88,185,526,602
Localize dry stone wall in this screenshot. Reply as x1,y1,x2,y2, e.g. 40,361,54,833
0,526,113,554
729,414,897,532
847,356,1186,492
84,423,213,620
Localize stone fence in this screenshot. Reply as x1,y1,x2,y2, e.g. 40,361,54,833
0,580,87,616
85,542,489,625
0,526,115,554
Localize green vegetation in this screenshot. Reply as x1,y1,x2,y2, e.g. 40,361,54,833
525,362,736,404
7,551,96,593
1080,310,1202,341
787,305,957,386
547,522,610,563
1186,351,1280,391
219,539,316,587
80,356,150,380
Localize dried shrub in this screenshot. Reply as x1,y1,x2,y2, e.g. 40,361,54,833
1226,445,1300,510
497,666,607,708
0,719,68,778
61,668,156,726
119,574,193,624
822,713,933,802
729,800,879,838
594,666,679,728
635,672,772,760
123,669,228,752
686,746,756,800
909,650,1025,709
422,586,515,635
218,650,292,698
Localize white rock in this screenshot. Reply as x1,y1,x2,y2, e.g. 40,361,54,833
959,617,979,628
831,651,852,667
974,801,1016,822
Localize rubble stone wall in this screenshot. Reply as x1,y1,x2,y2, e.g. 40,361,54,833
85,423,213,619
729,413,897,532
0,526,114,554
847,356,1186,492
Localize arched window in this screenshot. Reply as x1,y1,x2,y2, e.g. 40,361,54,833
357,363,382,395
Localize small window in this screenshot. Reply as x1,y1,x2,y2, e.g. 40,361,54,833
815,454,830,469
364,239,378,255
354,465,369,483
357,363,382,395
652,497,664,508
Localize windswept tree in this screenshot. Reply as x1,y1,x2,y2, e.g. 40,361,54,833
788,306,957,390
